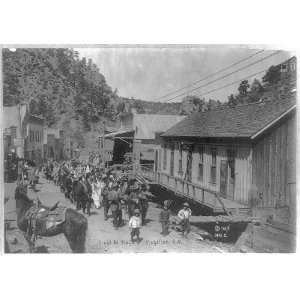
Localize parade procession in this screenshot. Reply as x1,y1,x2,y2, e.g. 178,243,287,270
5,157,199,253
2,47,297,254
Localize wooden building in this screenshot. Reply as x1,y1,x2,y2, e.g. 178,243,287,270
99,127,116,166
64,135,78,160
3,104,28,158
102,111,184,167
24,114,45,165
153,96,296,226
43,127,65,161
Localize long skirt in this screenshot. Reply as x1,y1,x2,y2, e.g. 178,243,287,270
92,190,101,208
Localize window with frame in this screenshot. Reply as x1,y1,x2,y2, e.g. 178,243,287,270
178,144,183,174
210,148,217,184
10,126,17,139
163,145,167,170
170,145,175,176
198,145,204,181
227,149,235,180
281,64,287,72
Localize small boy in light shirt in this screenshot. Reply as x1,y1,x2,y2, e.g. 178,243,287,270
178,202,192,237
129,209,142,243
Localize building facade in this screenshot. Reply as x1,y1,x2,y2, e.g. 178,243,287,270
153,96,296,226
24,115,45,165
102,111,185,166
3,104,46,166
3,104,27,158
64,135,79,160
43,128,66,161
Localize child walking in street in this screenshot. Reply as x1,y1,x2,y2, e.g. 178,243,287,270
129,209,142,243
178,202,192,237
159,200,171,236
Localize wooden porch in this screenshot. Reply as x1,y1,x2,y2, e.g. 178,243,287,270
140,166,250,215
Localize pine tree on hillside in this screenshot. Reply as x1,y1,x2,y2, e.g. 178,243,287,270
2,48,116,130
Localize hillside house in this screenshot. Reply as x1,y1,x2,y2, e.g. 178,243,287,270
155,96,296,226
43,128,65,161
3,104,27,158
3,104,45,165
64,136,78,160
24,114,45,165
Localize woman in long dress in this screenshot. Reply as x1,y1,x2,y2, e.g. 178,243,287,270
92,176,102,209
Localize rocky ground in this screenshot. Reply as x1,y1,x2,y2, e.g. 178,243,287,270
4,175,232,254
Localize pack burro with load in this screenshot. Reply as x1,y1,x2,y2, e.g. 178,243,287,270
23,197,67,242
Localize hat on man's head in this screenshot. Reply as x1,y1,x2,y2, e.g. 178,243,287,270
163,200,169,208
134,208,140,214
183,202,190,207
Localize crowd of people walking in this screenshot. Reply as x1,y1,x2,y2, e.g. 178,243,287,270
17,158,192,242
42,160,156,242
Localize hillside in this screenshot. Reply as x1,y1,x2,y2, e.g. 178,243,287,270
3,48,296,151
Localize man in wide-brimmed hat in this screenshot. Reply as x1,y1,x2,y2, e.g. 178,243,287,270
127,182,140,220
109,184,122,229
178,202,192,237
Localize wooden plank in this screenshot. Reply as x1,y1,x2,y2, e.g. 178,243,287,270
263,139,268,207
270,132,275,207
279,123,285,206
248,147,253,206
268,135,273,207
284,120,289,205
258,142,262,205
254,141,262,207
253,143,258,206
186,215,261,224
279,123,284,206
275,125,280,207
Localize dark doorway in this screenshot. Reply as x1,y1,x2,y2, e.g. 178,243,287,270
220,160,228,198
170,146,174,176
186,148,193,182
155,150,158,172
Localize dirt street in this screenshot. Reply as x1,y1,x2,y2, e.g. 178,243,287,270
4,176,230,253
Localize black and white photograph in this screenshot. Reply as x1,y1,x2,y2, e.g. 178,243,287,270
1,45,296,254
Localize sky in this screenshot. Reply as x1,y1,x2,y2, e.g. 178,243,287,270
77,46,292,103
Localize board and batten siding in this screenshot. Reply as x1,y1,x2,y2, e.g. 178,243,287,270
160,142,252,205
252,112,296,224
234,146,252,205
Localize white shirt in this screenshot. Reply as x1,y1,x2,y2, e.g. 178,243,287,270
129,216,141,228
178,208,192,220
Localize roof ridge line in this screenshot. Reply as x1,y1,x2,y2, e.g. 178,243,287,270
192,95,294,115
